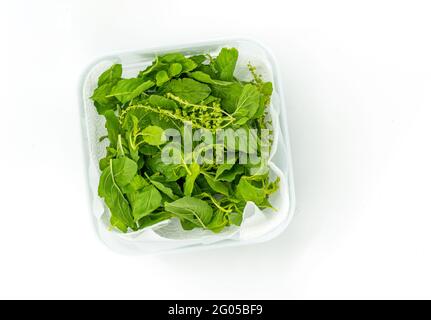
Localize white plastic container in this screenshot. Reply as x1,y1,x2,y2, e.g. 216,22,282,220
80,38,295,254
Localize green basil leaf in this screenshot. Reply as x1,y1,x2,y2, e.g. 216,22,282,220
138,211,172,229
210,82,243,113
215,163,235,179
215,47,238,81
189,54,207,65
164,78,211,103
110,157,138,188
184,162,200,196
121,106,152,131
98,158,138,230
233,84,260,121
160,53,186,63
147,176,179,200
103,110,120,147
109,79,155,103
254,82,273,118
164,196,213,228
207,210,229,233
202,173,230,196
189,71,232,86
228,211,243,226
156,70,170,86
235,176,266,205
122,174,148,194
148,95,178,109
110,215,128,233
98,64,122,86
168,63,183,77
216,165,244,182
130,185,162,221
160,53,197,72
181,59,198,72
142,125,166,146
147,155,187,181
138,57,165,78
91,83,118,114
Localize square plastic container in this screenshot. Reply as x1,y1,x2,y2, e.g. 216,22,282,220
80,38,296,254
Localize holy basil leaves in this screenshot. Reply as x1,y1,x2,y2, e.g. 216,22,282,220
92,47,279,233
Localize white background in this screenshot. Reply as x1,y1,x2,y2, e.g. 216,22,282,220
1,0,431,299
